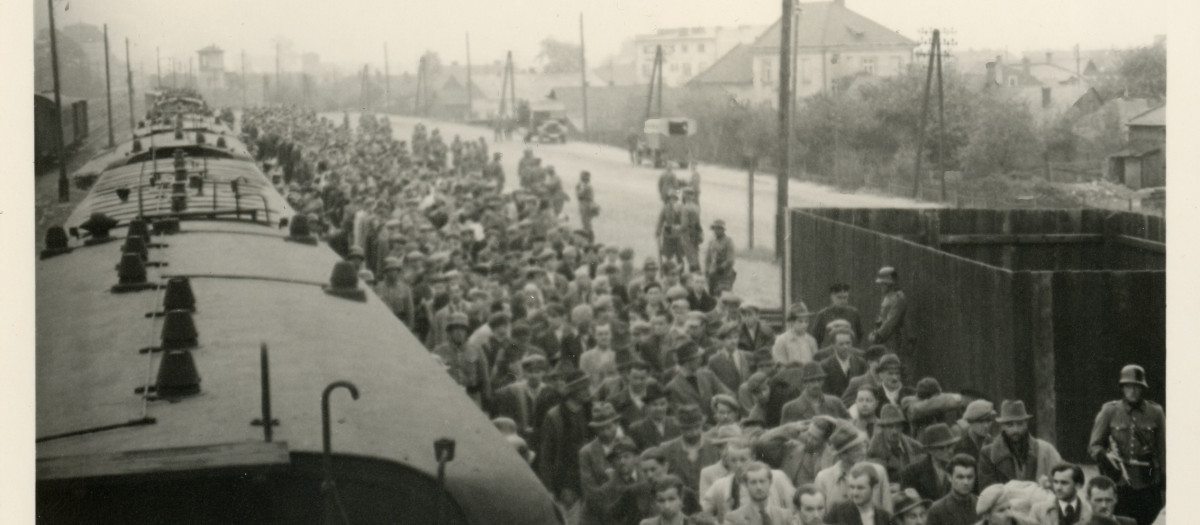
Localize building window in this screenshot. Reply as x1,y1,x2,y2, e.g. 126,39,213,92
761,60,773,83
698,43,706,53
861,56,876,74
682,63,692,76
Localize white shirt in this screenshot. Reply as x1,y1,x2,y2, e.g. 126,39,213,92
702,471,795,521
772,331,817,365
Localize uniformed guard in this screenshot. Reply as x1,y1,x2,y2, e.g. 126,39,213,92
433,312,491,409
1088,364,1164,525
657,166,678,203
655,194,684,267
869,266,909,369
704,219,736,295
678,188,703,273
576,171,597,233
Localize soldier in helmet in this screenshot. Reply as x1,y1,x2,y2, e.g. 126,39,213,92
1088,364,1164,525
433,312,491,409
868,266,908,367
576,171,597,234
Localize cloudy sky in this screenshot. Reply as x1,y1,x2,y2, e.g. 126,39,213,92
27,0,1170,74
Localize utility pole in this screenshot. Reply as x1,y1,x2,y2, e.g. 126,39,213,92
125,39,136,137
579,13,589,139
383,43,391,112
156,46,161,88
913,29,940,200
498,52,510,119
47,0,69,202
465,34,472,121
241,50,247,108
275,42,281,103
936,35,946,201
776,0,794,261
103,24,115,148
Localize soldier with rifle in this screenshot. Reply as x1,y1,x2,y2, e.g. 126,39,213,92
1088,365,1164,525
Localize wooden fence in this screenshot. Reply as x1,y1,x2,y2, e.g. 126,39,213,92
787,208,1165,461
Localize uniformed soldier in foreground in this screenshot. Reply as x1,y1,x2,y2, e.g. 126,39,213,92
704,220,736,295
577,171,598,233
1088,365,1164,525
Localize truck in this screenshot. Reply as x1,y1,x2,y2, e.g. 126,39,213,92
641,117,695,168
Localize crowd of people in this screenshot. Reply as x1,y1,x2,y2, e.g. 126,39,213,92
237,106,1164,525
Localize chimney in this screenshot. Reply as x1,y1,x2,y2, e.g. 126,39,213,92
1041,86,1051,108
1045,51,1053,64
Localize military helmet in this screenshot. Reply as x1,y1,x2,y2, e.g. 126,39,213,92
875,266,898,285
1119,364,1149,388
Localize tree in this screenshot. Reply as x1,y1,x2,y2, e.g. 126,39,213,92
1109,45,1166,99
958,94,1043,177
537,38,582,73
34,29,96,96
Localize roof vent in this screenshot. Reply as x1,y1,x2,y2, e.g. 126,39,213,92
196,132,207,145
116,187,131,202
132,139,143,153
40,227,73,260
79,212,119,244
154,349,201,398
127,218,150,240
174,130,184,140
171,182,188,212
163,277,196,311
161,310,199,349
216,137,227,148
322,261,366,302
112,253,156,293
122,235,149,261
286,215,319,245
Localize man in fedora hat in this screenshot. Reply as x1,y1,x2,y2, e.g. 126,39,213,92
891,488,933,525
659,404,722,494
580,401,625,525
597,438,644,525
1087,364,1164,525
629,383,681,451
665,341,735,423
704,219,736,294
374,256,415,328
926,454,979,525
781,362,850,424
815,423,893,513
977,400,1062,489
900,423,961,501
538,370,594,508
867,404,924,482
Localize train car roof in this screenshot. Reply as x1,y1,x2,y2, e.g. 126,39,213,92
36,222,559,524
66,157,290,230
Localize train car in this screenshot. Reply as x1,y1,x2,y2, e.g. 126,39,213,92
36,101,563,524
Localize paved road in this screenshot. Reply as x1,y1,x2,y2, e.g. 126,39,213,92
328,112,938,307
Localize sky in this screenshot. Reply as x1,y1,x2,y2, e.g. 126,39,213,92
29,0,1170,75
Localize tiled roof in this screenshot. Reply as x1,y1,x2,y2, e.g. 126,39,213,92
1127,105,1165,127
751,1,917,50
689,43,755,85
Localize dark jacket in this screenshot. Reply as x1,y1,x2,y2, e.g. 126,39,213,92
899,454,950,501
659,436,721,494
708,349,754,392
820,353,868,399
738,320,776,354
825,500,892,525
927,491,978,525
534,327,584,367
665,369,734,423
627,416,681,451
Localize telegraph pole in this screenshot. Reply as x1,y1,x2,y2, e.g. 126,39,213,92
275,42,281,103
383,43,391,112
156,46,161,88
465,34,472,121
913,29,939,199
775,0,794,260
579,13,589,139
47,0,69,202
241,50,247,108
125,39,136,137
103,24,115,148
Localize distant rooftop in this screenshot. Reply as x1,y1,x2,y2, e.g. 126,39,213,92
751,1,917,50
